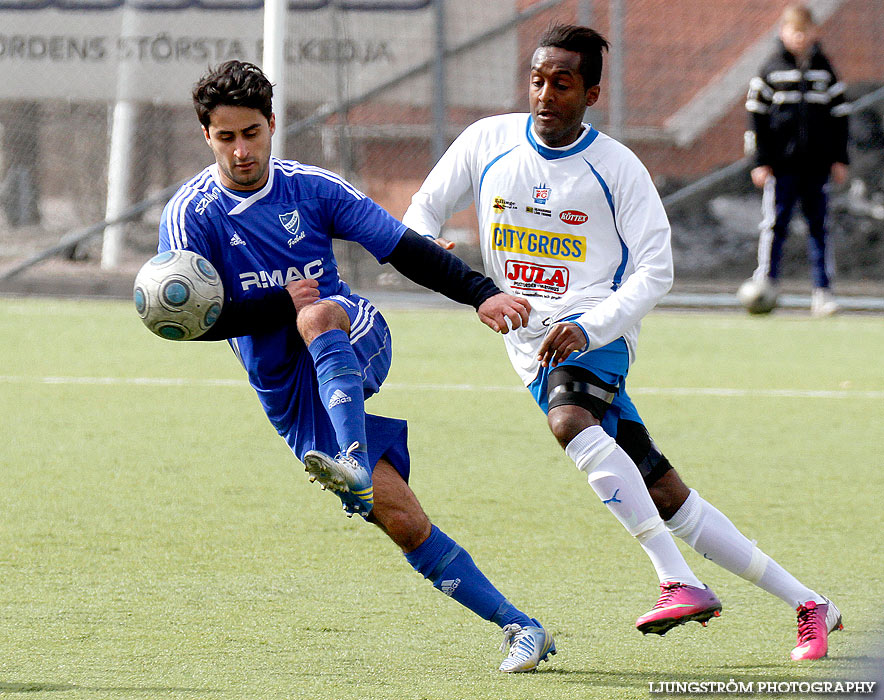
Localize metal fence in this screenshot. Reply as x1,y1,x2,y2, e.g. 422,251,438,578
1,0,882,288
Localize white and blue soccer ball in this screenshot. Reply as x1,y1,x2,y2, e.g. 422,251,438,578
134,250,223,340
736,278,778,315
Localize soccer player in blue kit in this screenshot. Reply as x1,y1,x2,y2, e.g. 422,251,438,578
404,25,841,661
156,60,554,673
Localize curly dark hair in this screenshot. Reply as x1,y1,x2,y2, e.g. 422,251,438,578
192,60,274,128
537,24,610,88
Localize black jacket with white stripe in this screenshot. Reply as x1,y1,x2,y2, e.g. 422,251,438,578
746,41,850,174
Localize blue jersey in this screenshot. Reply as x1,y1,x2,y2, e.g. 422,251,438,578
158,157,408,435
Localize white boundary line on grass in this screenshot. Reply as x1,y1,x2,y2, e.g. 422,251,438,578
1,375,882,399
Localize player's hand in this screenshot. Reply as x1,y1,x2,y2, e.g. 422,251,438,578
477,293,531,334
831,162,848,185
751,165,773,189
432,236,455,250
537,322,587,368
285,279,320,312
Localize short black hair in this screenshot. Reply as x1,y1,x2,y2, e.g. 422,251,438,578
537,24,609,88
192,60,274,129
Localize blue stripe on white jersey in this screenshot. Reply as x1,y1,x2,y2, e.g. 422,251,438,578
478,146,518,200
584,158,629,291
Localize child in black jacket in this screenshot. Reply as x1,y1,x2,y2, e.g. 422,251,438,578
745,3,850,316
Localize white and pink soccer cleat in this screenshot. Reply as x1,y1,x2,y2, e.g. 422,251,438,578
790,598,843,661
636,582,722,635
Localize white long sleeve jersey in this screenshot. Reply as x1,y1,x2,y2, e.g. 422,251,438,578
403,113,673,386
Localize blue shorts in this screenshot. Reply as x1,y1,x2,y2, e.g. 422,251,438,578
527,337,643,439
278,293,411,482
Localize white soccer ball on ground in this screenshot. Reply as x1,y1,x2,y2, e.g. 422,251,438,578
134,250,223,340
736,278,778,315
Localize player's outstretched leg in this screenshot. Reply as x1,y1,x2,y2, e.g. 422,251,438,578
664,488,843,657
404,524,556,672
368,460,555,672
565,425,721,635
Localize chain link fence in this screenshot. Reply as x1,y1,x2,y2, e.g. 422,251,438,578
1,0,882,293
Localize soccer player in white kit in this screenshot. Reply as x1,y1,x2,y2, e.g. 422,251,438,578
403,24,841,661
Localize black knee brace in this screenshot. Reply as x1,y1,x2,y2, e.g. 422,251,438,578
615,419,673,487
547,364,618,422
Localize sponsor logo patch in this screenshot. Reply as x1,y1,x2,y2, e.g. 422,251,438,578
239,259,324,290
493,196,517,212
559,209,588,225
491,223,585,261
532,183,551,204
194,187,221,215
505,259,570,295
525,205,552,217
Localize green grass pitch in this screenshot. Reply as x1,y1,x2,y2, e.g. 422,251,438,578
1,296,882,699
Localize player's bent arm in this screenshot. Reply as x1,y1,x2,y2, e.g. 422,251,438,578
402,125,478,238
572,259,672,351
573,159,674,350
382,228,502,309
158,215,309,341
192,288,297,341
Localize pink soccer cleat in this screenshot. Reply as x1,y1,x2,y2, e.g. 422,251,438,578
636,582,722,635
790,598,843,661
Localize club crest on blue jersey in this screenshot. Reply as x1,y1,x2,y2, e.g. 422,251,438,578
532,184,551,204
279,210,305,247
279,209,300,234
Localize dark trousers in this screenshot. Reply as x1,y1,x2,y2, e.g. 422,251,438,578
756,171,833,288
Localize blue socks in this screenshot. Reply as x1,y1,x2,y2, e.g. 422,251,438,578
309,331,532,630
404,525,533,629
308,329,369,470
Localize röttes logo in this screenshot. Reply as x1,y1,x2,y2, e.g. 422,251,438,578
559,209,588,225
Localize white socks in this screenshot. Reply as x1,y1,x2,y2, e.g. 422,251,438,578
666,489,823,608
566,426,703,588
566,422,822,608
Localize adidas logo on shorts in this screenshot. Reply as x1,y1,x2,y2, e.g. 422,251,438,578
327,389,352,409
229,233,246,246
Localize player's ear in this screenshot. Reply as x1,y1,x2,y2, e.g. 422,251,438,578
202,126,211,144
268,113,276,136
585,85,601,108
